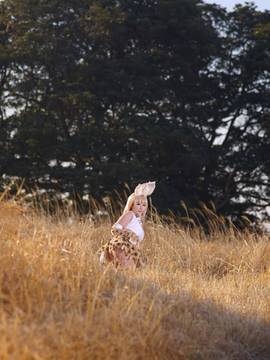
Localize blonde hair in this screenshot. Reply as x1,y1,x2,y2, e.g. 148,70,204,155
123,193,135,214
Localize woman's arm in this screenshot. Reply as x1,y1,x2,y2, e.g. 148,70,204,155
113,211,133,229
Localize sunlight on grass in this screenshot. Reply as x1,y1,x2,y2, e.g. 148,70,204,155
0,195,269,359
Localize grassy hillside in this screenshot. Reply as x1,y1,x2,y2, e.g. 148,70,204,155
0,200,269,359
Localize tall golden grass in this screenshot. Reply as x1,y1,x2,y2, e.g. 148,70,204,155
0,195,269,359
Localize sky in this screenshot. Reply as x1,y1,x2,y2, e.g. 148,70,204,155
203,0,270,10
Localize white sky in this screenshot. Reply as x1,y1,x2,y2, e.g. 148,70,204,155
203,0,270,10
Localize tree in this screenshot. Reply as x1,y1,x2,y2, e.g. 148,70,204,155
0,0,270,220
194,3,270,219
0,9,14,188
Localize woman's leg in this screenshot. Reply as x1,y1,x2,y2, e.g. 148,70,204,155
99,251,106,264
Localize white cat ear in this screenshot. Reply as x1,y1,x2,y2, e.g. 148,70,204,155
134,181,156,197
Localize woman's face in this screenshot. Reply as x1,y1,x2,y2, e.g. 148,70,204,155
131,196,148,218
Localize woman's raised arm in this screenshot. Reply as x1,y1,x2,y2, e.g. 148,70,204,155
113,211,133,229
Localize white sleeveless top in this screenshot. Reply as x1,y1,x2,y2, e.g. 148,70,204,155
125,212,144,241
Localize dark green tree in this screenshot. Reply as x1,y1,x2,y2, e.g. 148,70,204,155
0,0,270,220
0,10,13,187
195,3,270,219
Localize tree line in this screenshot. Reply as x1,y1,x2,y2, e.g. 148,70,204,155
0,0,270,220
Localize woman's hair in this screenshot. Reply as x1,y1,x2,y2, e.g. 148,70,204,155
123,193,135,214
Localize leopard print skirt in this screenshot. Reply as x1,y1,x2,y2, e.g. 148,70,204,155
97,228,146,268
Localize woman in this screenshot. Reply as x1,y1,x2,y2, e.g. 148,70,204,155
98,181,155,268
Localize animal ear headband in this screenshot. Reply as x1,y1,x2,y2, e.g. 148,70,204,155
134,181,156,197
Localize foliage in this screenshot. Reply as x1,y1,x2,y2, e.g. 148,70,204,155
0,0,270,219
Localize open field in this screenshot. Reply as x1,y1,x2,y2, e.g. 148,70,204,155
0,200,269,359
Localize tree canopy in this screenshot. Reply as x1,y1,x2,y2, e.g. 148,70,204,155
0,0,270,220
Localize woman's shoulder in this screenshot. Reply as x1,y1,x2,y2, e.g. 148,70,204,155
124,211,135,221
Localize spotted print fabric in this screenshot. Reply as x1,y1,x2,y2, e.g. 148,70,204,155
97,227,147,268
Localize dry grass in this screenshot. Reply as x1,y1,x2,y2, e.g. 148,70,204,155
0,199,269,360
